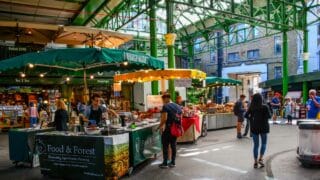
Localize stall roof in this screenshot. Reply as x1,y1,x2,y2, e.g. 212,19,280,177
206,76,242,87
259,71,320,89
0,48,164,76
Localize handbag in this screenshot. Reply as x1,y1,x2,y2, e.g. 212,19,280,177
170,122,183,137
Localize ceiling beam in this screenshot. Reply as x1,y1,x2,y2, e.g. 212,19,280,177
72,0,107,26
0,1,78,13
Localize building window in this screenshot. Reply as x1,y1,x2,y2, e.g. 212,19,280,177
274,66,282,79
274,36,281,55
228,52,240,61
247,49,260,59
194,38,202,52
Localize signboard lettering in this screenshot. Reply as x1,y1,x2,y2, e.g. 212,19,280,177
124,52,148,64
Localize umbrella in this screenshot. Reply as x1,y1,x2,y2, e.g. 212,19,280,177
0,21,132,48
0,48,164,102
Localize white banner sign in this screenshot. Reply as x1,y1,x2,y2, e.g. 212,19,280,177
175,79,192,87
146,95,163,109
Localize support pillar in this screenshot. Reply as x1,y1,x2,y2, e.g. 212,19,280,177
188,41,194,69
165,0,176,100
302,11,309,104
216,31,224,103
282,31,288,97
149,0,159,95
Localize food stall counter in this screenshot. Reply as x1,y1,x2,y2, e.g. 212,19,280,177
177,114,203,143
36,131,129,180
206,113,237,130
8,127,54,167
126,121,161,167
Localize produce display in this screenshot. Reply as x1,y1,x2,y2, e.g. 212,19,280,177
204,102,234,114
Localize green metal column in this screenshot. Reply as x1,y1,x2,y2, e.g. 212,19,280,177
302,11,309,103
166,0,176,100
188,41,194,69
282,31,288,97
150,0,159,95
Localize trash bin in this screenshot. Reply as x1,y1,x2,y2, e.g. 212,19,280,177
297,122,320,167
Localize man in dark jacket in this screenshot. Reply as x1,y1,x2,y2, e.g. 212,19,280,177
234,94,246,139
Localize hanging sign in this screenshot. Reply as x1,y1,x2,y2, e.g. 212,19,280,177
113,83,121,92
175,79,192,87
124,52,148,64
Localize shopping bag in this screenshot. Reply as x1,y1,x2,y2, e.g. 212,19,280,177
170,122,183,137
32,154,40,167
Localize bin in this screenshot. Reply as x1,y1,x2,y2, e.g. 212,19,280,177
297,122,320,166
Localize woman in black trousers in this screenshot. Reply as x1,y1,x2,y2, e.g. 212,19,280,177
245,93,271,168
54,99,68,131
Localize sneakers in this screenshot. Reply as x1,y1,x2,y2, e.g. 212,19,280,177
159,162,176,168
169,162,176,168
159,163,169,169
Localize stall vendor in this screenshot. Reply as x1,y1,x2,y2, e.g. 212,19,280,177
83,94,118,126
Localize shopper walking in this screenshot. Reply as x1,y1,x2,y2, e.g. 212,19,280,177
158,94,182,168
29,102,38,127
234,94,246,139
306,89,320,119
284,98,293,124
270,92,281,124
54,99,68,131
245,93,271,169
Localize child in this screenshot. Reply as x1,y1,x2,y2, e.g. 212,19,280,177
284,98,293,125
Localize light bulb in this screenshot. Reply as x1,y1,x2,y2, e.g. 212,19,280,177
21,73,26,78
40,74,44,78
66,77,70,81
90,75,94,79
123,61,128,66
29,64,34,68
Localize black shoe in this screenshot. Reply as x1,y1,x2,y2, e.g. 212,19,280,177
159,163,169,169
243,133,247,137
237,134,242,139
169,162,176,168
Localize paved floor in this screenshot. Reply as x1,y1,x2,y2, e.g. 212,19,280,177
0,120,320,180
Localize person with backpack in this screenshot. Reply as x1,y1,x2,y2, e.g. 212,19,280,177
245,93,271,169
158,94,182,169
234,94,246,139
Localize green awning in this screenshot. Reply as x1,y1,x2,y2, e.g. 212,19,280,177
0,48,164,75
206,76,242,87
259,71,320,89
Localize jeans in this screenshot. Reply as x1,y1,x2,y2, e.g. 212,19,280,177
162,129,177,164
30,117,37,126
252,133,267,160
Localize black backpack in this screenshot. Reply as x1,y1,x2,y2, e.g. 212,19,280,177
233,101,241,115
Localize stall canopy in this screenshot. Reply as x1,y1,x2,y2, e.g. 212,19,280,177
206,76,242,87
114,69,206,83
0,21,133,48
0,48,164,75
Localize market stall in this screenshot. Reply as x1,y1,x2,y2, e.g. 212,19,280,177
114,69,206,143
9,127,54,167
204,77,241,130
0,105,25,131
36,131,129,179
